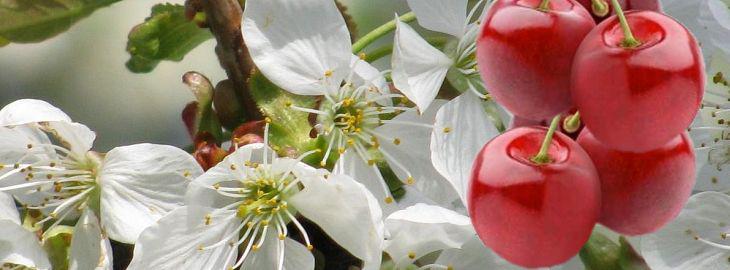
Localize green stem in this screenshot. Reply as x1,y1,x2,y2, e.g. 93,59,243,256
563,111,581,133
538,0,551,11
363,36,448,63
590,0,609,17
610,0,641,48
352,12,416,53
531,116,561,165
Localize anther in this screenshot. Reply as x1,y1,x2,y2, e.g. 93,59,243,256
204,214,212,225
252,245,260,251
368,159,376,166
27,144,33,149
307,244,314,251
359,52,367,60
393,138,401,145
406,176,415,185
279,234,286,240
265,117,272,124
230,164,237,170
408,251,416,259
384,197,394,204
324,70,333,77
443,127,452,133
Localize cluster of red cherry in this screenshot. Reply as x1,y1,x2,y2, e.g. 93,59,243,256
467,0,704,267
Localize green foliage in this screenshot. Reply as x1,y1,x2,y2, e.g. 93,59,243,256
0,0,121,46
248,70,316,153
43,225,74,270
126,3,212,73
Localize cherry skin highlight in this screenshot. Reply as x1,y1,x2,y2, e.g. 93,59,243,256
577,129,696,235
476,0,595,121
576,0,661,22
572,11,704,153
468,127,601,268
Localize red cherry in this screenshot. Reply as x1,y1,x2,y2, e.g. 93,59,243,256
576,0,661,22
477,0,595,121
577,128,695,235
572,11,704,153
468,126,601,267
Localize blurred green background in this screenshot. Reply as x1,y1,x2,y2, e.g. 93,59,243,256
0,0,409,151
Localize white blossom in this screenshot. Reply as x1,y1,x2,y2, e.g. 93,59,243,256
0,99,203,269
242,0,459,213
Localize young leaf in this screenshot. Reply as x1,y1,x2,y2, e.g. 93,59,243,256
0,0,121,46
126,3,212,73
248,70,316,153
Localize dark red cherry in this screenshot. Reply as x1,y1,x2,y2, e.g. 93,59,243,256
469,126,601,267
572,11,704,153
577,128,695,235
477,0,595,121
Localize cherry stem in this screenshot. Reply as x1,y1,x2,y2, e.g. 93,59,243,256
563,111,581,133
590,0,609,17
538,0,551,11
610,0,642,48
532,116,562,165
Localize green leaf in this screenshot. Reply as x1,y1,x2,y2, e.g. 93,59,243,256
0,0,121,46
42,225,74,270
248,70,316,153
126,3,212,73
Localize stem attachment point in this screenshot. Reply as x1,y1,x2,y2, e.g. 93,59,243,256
538,0,551,11
531,116,562,165
610,0,642,48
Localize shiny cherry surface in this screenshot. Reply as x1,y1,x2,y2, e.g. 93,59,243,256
572,11,704,153
477,0,595,121
576,0,661,22
468,127,601,268
577,129,695,235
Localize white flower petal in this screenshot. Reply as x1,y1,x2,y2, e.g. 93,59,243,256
406,0,468,38
240,230,315,270
128,206,240,270
435,235,521,270
0,192,19,224
0,99,71,126
350,55,392,107
392,18,452,113
289,174,384,270
384,203,473,268
333,150,400,215
642,192,730,270
700,0,730,59
242,0,351,96
69,209,106,270
662,0,716,61
0,219,51,269
375,100,461,206
186,143,268,209
99,143,203,244
431,92,499,206
43,121,96,155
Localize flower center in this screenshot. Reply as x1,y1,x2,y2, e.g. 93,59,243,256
0,140,100,229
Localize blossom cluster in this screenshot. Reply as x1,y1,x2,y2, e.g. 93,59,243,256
1,0,729,269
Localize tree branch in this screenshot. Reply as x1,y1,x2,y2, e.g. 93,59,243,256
198,0,262,120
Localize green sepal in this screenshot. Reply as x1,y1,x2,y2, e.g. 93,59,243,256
248,70,316,153
125,3,213,73
42,225,74,270
580,231,622,270
0,0,121,45
618,236,650,270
